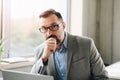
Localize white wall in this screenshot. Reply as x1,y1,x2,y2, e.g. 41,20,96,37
70,0,120,65
99,0,120,64
99,0,113,64
70,0,83,36
113,0,120,62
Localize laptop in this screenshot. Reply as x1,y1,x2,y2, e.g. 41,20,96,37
1,69,54,80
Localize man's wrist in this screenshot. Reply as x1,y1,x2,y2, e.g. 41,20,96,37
41,57,48,65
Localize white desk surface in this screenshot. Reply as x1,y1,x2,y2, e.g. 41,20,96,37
106,61,120,79
0,57,34,70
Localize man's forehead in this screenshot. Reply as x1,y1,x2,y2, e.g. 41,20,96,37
39,19,59,27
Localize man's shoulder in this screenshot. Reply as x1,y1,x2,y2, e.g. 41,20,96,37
35,43,44,49
69,34,93,42
34,43,45,54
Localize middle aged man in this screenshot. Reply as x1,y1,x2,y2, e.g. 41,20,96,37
31,9,109,80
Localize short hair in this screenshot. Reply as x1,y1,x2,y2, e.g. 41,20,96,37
39,9,63,22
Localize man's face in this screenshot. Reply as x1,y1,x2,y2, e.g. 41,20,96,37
39,14,66,44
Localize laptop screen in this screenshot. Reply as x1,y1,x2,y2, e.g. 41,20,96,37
2,69,54,80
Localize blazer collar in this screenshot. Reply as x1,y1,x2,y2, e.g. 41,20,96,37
67,34,76,75
48,33,77,78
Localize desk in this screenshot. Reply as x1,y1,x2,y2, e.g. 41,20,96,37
0,57,34,69
0,58,34,79
0,61,34,70
106,61,120,80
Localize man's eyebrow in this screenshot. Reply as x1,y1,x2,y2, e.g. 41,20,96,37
41,26,46,28
50,22,58,25
41,22,58,28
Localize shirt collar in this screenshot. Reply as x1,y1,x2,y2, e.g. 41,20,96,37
62,31,68,49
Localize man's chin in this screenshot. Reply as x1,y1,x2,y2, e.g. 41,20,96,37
47,35,60,44
56,39,61,44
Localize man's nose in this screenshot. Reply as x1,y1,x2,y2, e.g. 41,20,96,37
47,29,53,35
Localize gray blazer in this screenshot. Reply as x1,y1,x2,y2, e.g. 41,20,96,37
31,33,109,80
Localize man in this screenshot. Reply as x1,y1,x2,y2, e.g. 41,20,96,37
31,9,109,80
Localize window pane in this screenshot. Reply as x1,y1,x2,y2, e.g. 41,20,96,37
0,0,2,38
10,0,67,57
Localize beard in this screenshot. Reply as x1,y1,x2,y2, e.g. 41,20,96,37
47,35,61,44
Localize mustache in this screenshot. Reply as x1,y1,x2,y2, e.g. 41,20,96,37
47,35,60,44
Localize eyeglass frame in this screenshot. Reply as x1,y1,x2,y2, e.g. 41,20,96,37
39,22,62,33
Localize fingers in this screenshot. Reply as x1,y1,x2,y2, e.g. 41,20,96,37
41,38,57,62
47,38,56,45
46,38,57,51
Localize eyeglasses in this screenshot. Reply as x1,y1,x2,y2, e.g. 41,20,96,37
39,23,62,33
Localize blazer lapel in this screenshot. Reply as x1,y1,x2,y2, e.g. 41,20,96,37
48,54,57,79
67,34,76,76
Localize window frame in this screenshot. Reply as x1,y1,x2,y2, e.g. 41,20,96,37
1,0,71,58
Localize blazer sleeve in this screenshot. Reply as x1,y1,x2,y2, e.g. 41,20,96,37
31,58,43,74
89,39,109,80
30,44,45,74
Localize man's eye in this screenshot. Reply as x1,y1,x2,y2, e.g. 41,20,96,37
52,25,58,28
41,27,46,30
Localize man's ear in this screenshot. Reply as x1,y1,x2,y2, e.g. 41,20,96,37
62,22,66,29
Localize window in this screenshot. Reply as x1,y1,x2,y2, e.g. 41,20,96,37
0,0,2,39
2,0,69,58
